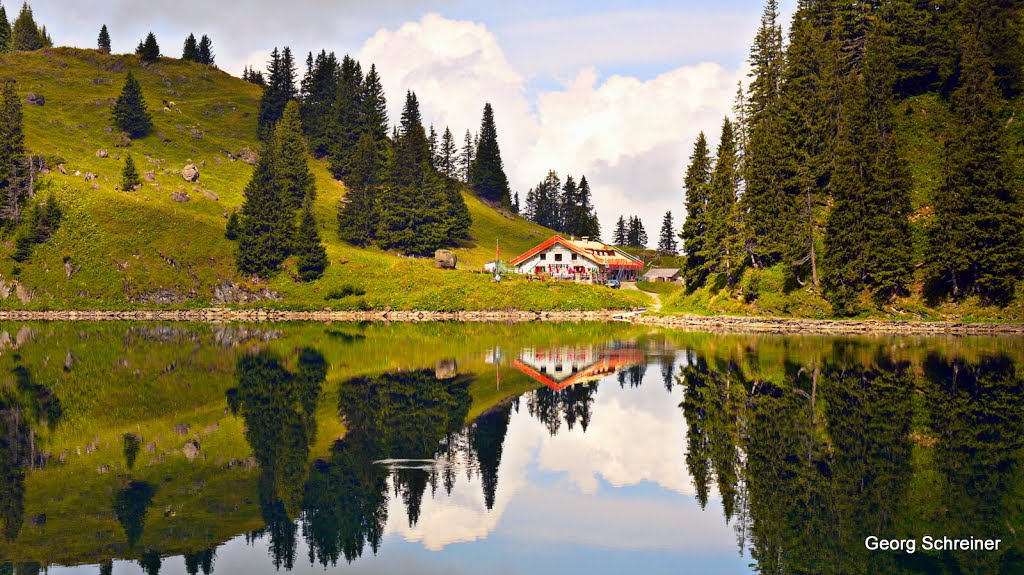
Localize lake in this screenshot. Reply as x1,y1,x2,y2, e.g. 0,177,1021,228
0,322,1021,574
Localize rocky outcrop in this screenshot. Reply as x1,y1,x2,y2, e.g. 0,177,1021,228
211,282,281,305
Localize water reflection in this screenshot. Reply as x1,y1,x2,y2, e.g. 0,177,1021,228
0,325,1019,574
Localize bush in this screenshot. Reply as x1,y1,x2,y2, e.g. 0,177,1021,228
324,285,366,300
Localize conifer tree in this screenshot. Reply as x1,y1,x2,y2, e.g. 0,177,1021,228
658,211,678,254
120,154,140,191
924,27,1024,304
337,133,380,246
182,33,198,62
824,27,913,313
0,80,25,225
559,175,578,234
112,71,153,138
225,210,240,240
612,216,627,246
97,24,110,54
526,170,561,230
236,138,291,277
0,4,9,52
197,34,214,65
705,117,743,285
136,32,159,63
512,191,520,214
468,103,511,206
257,47,296,139
626,216,648,248
273,101,314,209
299,50,339,157
359,63,389,149
428,124,438,169
681,133,712,288
327,55,364,178
294,204,327,282
442,174,472,241
575,175,600,238
242,65,266,87
10,2,42,51
438,126,457,179
459,130,475,183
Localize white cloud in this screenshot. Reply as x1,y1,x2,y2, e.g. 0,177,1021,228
358,14,741,245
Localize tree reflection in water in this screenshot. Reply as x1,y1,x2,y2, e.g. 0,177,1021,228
678,344,1024,575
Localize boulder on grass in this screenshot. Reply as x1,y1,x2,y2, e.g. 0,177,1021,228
434,250,457,270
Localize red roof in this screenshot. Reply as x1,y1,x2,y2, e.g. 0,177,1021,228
511,348,646,391
509,236,643,270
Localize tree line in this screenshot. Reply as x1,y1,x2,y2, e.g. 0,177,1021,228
682,0,1024,313
0,2,52,52
248,47,514,257
521,170,600,240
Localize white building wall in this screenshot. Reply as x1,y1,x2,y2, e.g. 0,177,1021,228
515,245,601,275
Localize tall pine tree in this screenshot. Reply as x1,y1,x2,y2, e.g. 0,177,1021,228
0,80,25,225
612,215,627,246
294,204,328,282
681,133,712,289
273,101,315,209
924,26,1024,304
337,132,381,246
824,25,913,313
197,34,214,65
299,50,339,157
235,137,292,278
97,24,110,54
705,118,743,285
136,32,160,63
327,55,364,178
468,103,511,206
0,4,10,52
658,211,678,254
182,33,198,62
10,2,43,51
257,47,296,139
120,154,140,191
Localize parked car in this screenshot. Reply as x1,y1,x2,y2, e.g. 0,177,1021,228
604,278,621,289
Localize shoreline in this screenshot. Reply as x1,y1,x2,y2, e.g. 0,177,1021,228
1,308,1023,335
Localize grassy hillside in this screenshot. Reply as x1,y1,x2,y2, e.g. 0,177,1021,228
0,48,645,311
660,93,1024,322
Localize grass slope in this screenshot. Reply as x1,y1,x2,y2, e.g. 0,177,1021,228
0,48,645,311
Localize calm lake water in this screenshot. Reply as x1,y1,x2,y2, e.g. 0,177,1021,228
0,322,1022,574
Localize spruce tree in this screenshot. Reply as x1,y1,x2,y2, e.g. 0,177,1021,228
10,2,42,51
359,63,389,159
705,117,743,285
460,130,474,183
327,55,364,178
513,191,520,214
273,101,314,208
294,204,328,282
468,103,511,206
747,0,784,122
112,71,153,138
824,27,913,313
576,175,600,238
0,79,25,225
197,34,214,65
120,154,140,191
0,4,9,52
559,175,578,234
681,133,712,289
658,211,678,254
225,210,240,240
438,126,457,179
257,47,297,139
136,32,159,63
527,170,561,230
337,134,379,246
924,27,1024,304
428,124,438,169
626,216,647,248
299,50,339,157
236,138,291,277
182,33,198,62
612,216,627,246
97,24,110,54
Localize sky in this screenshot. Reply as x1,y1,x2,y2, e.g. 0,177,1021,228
25,0,798,245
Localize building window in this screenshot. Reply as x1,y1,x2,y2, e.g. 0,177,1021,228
540,253,546,260
571,253,578,260
555,253,563,262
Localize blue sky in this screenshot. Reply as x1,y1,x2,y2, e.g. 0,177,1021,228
22,0,797,245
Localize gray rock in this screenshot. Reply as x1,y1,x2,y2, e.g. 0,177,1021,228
171,191,190,203
25,93,44,106
181,164,199,182
183,440,200,461
173,423,191,436
434,249,457,270
95,149,108,158
435,358,458,380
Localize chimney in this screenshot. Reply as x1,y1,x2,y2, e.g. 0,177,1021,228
581,236,589,242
